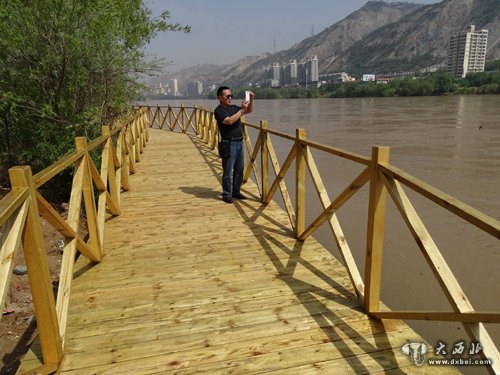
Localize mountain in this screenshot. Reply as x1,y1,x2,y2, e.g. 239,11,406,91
158,1,420,91
159,0,500,92
331,0,500,74
227,1,424,86
155,54,271,93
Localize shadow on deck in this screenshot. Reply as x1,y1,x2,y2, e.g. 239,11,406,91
17,129,457,374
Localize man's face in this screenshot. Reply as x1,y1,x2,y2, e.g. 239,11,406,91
219,89,233,106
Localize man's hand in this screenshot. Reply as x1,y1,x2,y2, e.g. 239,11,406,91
242,91,254,115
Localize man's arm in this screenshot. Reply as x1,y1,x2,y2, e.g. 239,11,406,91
222,108,246,125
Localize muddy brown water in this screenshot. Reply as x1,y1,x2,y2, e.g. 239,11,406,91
146,96,500,374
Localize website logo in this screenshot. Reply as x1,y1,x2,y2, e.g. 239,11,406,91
401,342,427,366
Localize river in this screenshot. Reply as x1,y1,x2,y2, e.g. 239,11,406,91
145,96,500,374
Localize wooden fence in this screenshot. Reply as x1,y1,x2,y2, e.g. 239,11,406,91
0,108,149,374
144,104,500,374
1,103,498,374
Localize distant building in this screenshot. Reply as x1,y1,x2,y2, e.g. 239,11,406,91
362,74,376,82
298,56,319,87
187,81,203,96
280,60,298,86
150,82,170,96
447,25,488,79
272,63,281,83
269,79,280,88
297,61,307,86
308,55,319,84
263,63,282,87
170,79,180,96
265,56,319,88
319,72,355,84
157,82,166,95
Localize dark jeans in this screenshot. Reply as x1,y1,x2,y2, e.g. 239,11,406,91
221,140,244,198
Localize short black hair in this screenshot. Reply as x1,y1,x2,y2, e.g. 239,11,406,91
217,86,230,98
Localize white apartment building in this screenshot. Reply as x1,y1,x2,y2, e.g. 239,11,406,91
266,56,319,87
282,59,298,86
170,79,180,96
187,81,203,96
308,55,319,84
447,25,488,79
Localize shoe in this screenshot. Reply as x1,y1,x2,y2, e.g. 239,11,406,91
222,196,233,203
232,193,247,200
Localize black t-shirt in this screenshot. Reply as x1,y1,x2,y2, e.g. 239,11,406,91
214,104,243,139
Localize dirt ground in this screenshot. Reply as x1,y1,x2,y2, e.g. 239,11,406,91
1,204,69,374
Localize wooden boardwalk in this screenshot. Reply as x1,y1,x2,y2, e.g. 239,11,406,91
18,129,458,374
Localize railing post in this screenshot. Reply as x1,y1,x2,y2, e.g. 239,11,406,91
198,107,202,136
158,105,162,129
142,109,149,142
202,108,208,142
119,127,131,191
134,117,142,161
210,112,216,147
194,106,199,135
126,121,136,174
148,105,155,127
151,104,156,128
211,111,218,150
295,128,307,238
260,120,269,202
140,111,147,147
75,137,102,260
180,104,186,132
202,108,206,140
102,126,120,215
364,146,390,313
167,104,172,130
8,166,64,369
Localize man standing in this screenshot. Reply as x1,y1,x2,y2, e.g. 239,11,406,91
214,86,254,203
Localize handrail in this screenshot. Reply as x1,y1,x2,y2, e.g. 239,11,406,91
33,150,85,189
141,104,500,374
231,117,373,165
0,188,29,227
380,163,500,238
0,108,149,373
0,189,29,312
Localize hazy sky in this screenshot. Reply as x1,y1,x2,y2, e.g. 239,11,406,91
144,0,441,72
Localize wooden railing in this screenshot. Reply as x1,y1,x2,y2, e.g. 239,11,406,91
143,104,500,374
0,108,149,374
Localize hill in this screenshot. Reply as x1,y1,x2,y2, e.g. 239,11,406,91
331,0,500,74
227,1,423,86
158,0,500,91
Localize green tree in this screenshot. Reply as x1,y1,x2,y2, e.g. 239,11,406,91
485,59,500,72
429,71,456,94
463,72,492,87
0,0,189,183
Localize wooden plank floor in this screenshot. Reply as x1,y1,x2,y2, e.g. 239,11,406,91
18,129,459,374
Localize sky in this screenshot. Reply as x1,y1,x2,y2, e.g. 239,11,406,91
144,0,441,73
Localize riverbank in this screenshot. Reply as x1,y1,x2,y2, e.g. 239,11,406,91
196,71,500,100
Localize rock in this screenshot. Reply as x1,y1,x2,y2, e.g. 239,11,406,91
13,265,28,275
